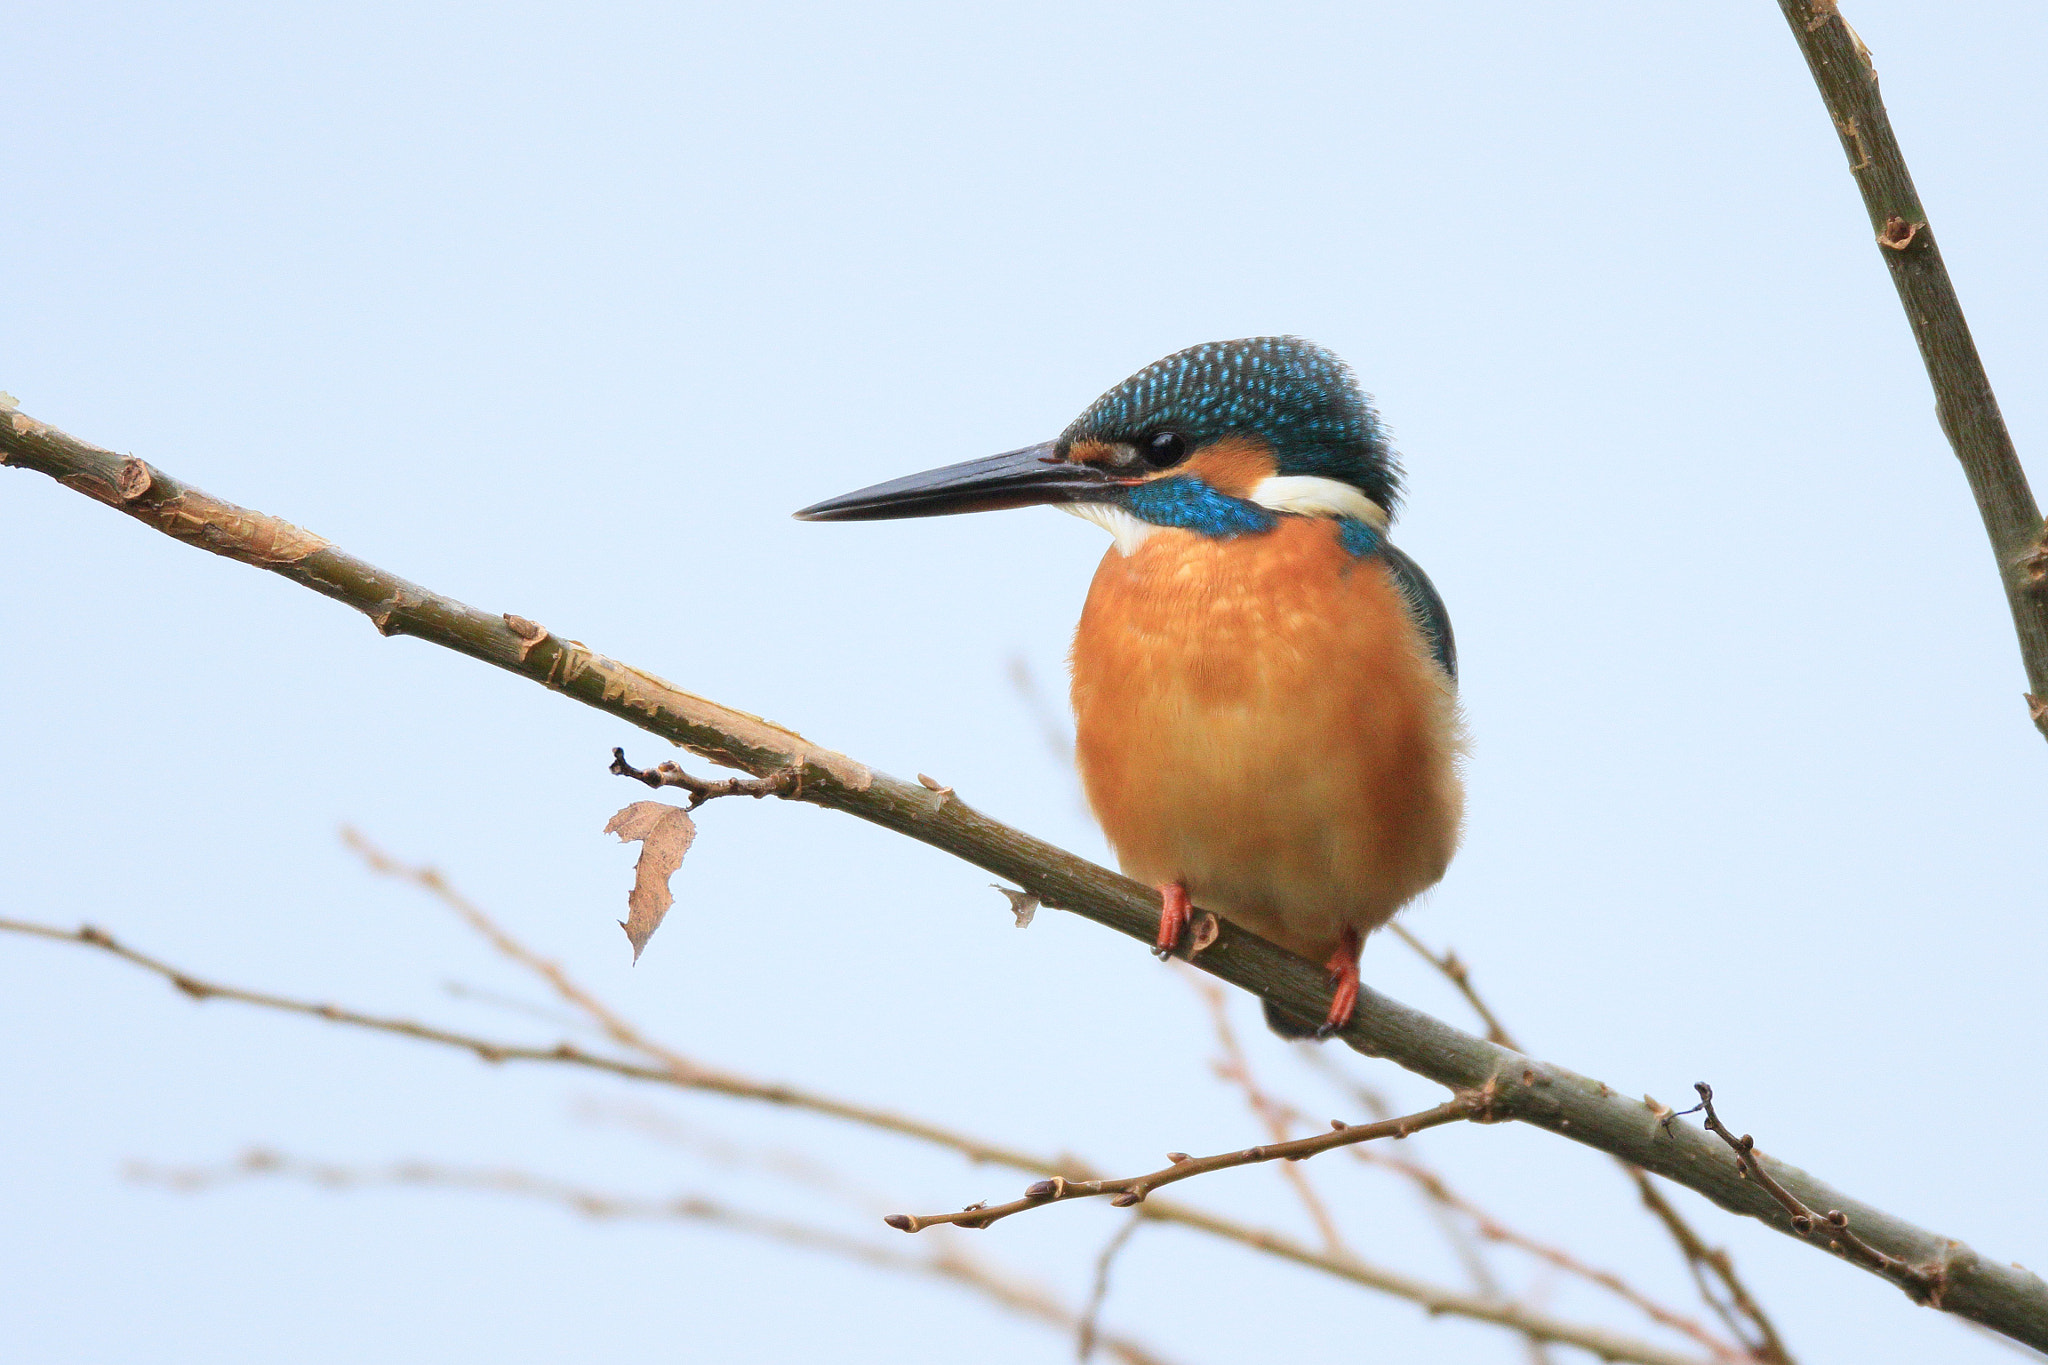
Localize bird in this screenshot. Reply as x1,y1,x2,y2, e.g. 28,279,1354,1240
794,337,1464,1037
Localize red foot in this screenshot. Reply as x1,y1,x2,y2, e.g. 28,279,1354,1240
1154,881,1192,959
1318,929,1364,1037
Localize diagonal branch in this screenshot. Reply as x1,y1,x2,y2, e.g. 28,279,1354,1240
1391,928,1792,1364
0,913,1713,1365
1773,2,2048,738
131,1151,1182,1365
884,1099,1477,1233
5,418,2046,1350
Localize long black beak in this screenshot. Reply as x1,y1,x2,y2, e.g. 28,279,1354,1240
793,441,1124,522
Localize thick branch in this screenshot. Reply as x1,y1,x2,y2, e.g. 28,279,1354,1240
5,420,2046,1349
1773,2,2048,738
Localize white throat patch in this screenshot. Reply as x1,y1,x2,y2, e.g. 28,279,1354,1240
1247,475,1389,530
1061,501,1157,556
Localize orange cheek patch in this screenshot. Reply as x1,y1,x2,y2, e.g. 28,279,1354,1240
1067,438,1121,467
1178,437,1277,497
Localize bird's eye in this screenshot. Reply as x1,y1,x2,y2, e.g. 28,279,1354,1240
1141,432,1189,469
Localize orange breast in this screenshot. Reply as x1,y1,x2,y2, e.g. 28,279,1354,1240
1070,517,1464,963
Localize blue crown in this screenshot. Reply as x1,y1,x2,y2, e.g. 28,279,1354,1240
1057,336,1401,515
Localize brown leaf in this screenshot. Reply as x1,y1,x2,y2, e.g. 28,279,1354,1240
991,885,1038,928
603,801,697,961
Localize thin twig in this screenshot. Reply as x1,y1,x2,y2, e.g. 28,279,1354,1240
1628,1168,1793,1365
1390,924,1520,1050
1687,1084,1943,1303
609,747,801,809
0,913,1055,1173
1393,927,1792,1364
1296,1049,1523,1303
131,1152,1180,1365
441,980,593,1034
570,1096,895,1215
1284,1051,1742,1362
1194,977,1352,1256
1775,0,2048,740
358,825,1718,1365
1076,1215,1142,1362
0,914,1711,1365
343,827,712,1081
1005,654,1079,772
1365,1148,1743,1361
4,421,2039,1347
884,1098,1477,1233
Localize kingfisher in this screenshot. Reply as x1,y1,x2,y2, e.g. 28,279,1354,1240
795,337,1464,1037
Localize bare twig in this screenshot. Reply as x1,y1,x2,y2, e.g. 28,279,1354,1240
1194,977,1351,1255
1775,0,2048,740
440,980,592,1035
1076,1215,1142,1362
343,827,711,1080
1393,928,1792,1364
5,424,2043,1348
1628,1169,1793,1365
609,747,801,808
1368,1148,1743,1361
1390,924,1519,1049
1280,1051,1743,1362
1005,654,1078,771
1297,1050,1520,1292
132,1151,1180,1365
0,913,1055,1173
1687,1084,1943,1303
883,1098,1477,1233
0,914,1709,1365
571,1096,894,1214
1153,1201,1714,1365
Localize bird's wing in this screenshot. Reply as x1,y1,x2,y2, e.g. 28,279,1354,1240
1380,543,1457,682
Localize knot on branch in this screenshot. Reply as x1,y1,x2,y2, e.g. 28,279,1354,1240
1878,215,1925,251
2018,521,2048,591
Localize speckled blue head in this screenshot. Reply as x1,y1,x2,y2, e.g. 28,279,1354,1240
1056,336,1401,517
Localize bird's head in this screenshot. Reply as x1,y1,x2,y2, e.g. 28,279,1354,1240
794,337,1400,540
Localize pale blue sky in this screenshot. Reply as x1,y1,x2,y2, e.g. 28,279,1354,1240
4,4,2044,1363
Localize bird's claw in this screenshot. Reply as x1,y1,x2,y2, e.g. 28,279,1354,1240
1153,881,1192,959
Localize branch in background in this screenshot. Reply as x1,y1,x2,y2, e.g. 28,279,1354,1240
130,1151,1180,1365
1296,1051,1554,1365
1277,1048,1745,1362
1390,924,1518,1049
1390,928,1793,1365
1193,976,1353,1257
1076,1216,1143,1363
4,425,2044,1351
884,1098,1477,1233
0,912,1713,1365
572,1096,896,1216
1004,654,1079,774
1772,1,2048,739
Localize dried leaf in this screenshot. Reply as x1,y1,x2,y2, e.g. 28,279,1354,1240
604,801,697,961
991,885,1038,928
